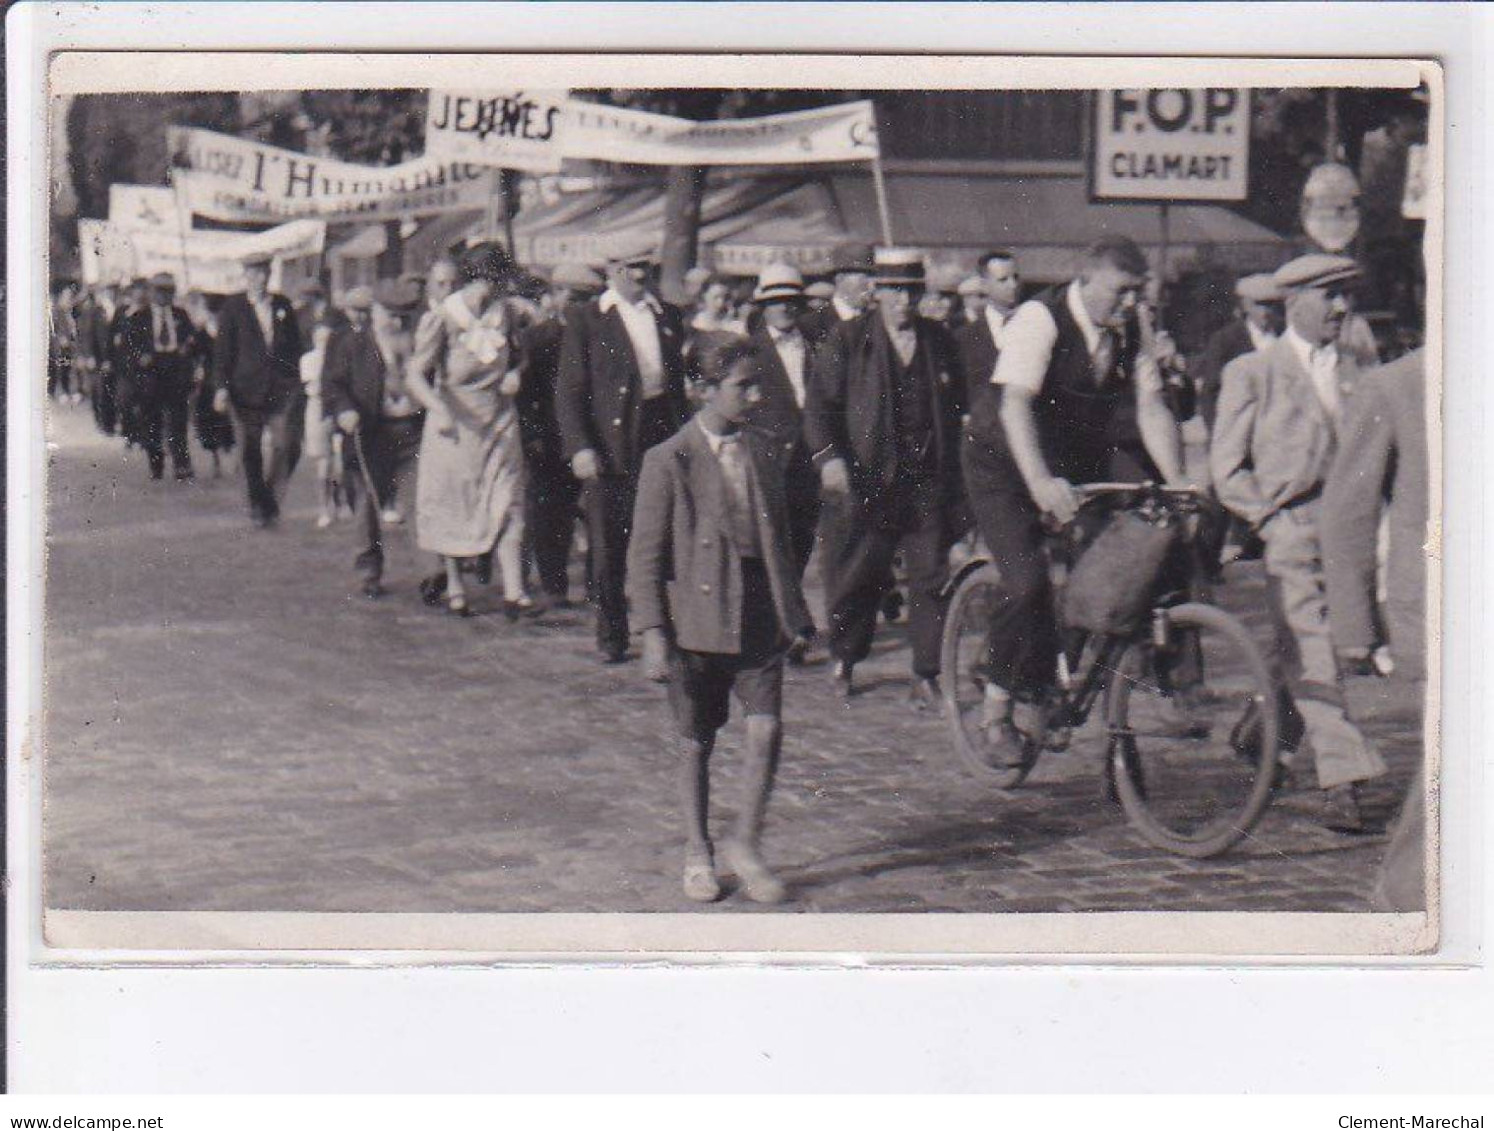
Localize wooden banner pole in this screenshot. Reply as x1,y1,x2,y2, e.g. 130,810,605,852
870,153,895,246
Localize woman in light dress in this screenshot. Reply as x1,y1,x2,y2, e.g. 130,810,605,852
405,243,530,618
297,317,346,528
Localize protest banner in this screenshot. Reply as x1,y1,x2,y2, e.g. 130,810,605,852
168,126,497,224
424,89,569,172
79,217,326,292
558,98,881,166
1091,89,1250,202
108,184,185,234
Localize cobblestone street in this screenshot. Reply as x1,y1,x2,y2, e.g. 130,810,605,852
42,405,1424,916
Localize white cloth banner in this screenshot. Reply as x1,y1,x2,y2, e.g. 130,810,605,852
559,98,881,166
424,89,568,172
108,184,185,234
78,217,326,292
168,126,498,223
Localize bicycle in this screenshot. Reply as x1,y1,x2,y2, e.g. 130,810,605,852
940,483,1282,859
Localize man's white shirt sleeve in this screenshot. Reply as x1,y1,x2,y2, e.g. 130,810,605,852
991,300,1058,395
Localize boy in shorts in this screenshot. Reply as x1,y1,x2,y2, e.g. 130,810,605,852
627,340,815,904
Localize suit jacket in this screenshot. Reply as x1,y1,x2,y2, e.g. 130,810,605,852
73,296,110,366
627,420,814,655
119,305,195,388
1209,334,1361,529
517,313,571,470
1322,349,1428,667
320,325,391,425
212,291,302,411
556,295,688,476
798,304,841,349
747,326,813,466
953,314,1001,421
1192,318,1256,431
804,311,964,498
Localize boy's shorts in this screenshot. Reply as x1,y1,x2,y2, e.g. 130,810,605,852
666,560,786,742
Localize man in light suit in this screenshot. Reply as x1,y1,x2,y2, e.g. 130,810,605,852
212,255,303,527
1211,253,1388,831
557,251,689,663
628,339,814,904
1323,348,1429,908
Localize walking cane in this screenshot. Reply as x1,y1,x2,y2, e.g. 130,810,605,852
350,425,383,534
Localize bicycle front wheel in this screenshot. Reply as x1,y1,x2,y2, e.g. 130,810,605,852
1105,601,1280,858
941,563,1039,791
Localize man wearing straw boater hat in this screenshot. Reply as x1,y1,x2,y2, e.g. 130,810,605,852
557,249,689,663
1211,252,1387,832
805,247,964,708
746,263,820,578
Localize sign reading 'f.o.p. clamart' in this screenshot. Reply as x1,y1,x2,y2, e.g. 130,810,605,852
1092,88,1251,202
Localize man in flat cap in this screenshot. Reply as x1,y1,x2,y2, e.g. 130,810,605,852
1210,253,1387,831
212,254,303,527
806,247,965,707
322,284,423,598
118,273,196,481
799,243,874,349
516,261,604,608
558,251,689,662
962,236,1187,762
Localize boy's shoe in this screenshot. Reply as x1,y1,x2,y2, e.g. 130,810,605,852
315,512,334,530
831,661,854,700
720,841,786,904
908,676,940,713
682,850,721,903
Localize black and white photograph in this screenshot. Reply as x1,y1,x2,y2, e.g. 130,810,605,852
29,52,1438,955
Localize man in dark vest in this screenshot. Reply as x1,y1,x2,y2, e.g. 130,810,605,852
805,247,965,708
962,236,1187,764
557,251,689,663
212,255,303,527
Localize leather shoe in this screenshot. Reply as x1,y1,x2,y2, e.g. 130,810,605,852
600,645,629,665
831,661,853,699
1321,783,1366,834
361,579,385,600
785,635,811,667
908,676,940,713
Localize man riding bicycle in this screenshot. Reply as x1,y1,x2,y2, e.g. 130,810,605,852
961,236,1188,766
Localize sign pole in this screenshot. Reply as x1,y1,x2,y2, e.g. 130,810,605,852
870,154,895,246
166,169,193,290
1157,200,1171,314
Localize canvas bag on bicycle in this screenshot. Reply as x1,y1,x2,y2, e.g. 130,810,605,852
1058,508,1181,635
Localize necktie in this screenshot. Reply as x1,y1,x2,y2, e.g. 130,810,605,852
1091,328,1117,385
155,309,167,350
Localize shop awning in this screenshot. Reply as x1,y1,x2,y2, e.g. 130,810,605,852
402,167,1290,284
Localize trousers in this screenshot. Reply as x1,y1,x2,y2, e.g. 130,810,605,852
1261,500,1387,789
232,402,297,520
136,363,194,477
524,458,583,600
345,417,423,583
821,472,948,678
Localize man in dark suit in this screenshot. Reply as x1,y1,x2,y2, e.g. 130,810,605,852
518,262,602,607
119,273,196,481
211,255,303,526
806,248,965,708
745,263,819,575
557,251,689,662
111,278,148,448
954,251,1023,423
798,243,873,348
628,339,814,904
1193,272,1285,431
322,286,423,598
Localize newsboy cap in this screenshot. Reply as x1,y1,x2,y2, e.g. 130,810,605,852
149,272,176,291
872,247,926,288
374,278,423,314
1234,273,1284,303
1272,254,1363,292
805,280,836,300
552,262,605,292
752,263,807,304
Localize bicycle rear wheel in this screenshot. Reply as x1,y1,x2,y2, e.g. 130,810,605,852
1105,601,1280,858
940,563,1039,791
